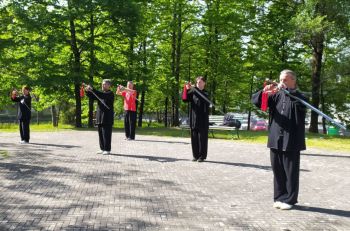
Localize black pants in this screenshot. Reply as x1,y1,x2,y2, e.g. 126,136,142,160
270,148,300,205
124,110,136,139
190,128,208,160
19,120,30,142
98,124,112,151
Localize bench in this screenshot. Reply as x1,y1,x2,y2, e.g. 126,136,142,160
180,115,240,139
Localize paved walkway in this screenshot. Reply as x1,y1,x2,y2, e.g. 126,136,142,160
0,131,349,231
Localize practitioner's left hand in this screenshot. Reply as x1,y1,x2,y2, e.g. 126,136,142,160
85,85,93,92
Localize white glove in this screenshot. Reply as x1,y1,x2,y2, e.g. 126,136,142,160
20,99,25,104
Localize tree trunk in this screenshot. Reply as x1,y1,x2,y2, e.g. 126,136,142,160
247,75,254,131
170,3,177,127
173,2,182,126
309,33,324,133
68,2,82,128
138,39,147,128
88,13,95,128
320,81,327,134
51,105,58,127
164,97,168,127
128,36,135,81
138,90,145,127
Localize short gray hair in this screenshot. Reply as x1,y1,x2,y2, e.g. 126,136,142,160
280,69,296,80
102,79,112,85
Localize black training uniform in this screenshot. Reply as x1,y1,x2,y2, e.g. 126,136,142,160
87,89,114,152
252,88,307,205
183,87,210,160
11,95,32,142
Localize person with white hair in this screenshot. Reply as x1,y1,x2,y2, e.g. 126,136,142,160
85,79,115,154
252,69,308,210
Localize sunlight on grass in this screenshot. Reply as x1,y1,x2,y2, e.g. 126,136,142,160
0,122,74,132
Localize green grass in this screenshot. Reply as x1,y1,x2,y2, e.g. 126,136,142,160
1,121,350,152
0,150,9,158
0,122,74,132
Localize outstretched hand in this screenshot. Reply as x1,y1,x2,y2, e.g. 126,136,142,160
185,82,192,90
85,85,93,92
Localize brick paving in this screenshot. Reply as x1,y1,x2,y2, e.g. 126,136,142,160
0,131,349,231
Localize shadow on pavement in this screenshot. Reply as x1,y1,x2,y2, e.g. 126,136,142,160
204,160,310,172
29,142,81,149
109,153,189,163
205,160,272,171
302,153,350,159
295,205,350,218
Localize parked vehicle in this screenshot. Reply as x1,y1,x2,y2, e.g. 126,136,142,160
251,120,268,131
223,113,241,129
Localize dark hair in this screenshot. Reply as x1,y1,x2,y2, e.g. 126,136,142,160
103,79,112,85
22,85,30,91
196,76,206,82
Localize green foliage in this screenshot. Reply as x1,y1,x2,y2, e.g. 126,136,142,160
0,0,349,130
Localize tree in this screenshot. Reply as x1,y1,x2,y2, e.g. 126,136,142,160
293,0,350,133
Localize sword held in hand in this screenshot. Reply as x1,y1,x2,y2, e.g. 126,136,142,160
265,80,347,131
82,83,111,110
184,81,225,115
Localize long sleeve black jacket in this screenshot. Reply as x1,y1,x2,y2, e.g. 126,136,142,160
87,89,114,125
252,89,307,151
183,87,210,131
11,95,32,121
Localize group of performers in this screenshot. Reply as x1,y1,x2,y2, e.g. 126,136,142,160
183,70,306,210
83,80,137,155
10,69,307,210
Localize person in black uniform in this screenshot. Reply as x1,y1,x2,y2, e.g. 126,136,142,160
252,69,307,210
183,76,210,162
11,86,32,144
85,79,115,155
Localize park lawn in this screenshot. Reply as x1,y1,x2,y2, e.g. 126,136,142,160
0,122,74,132
1,121,349,152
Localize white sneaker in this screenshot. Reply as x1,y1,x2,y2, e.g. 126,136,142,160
273,201,282,209
20,140,26,144
279,202,293,210
96,150,103,154
102,151,110,155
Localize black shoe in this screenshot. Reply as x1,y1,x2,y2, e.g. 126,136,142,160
197,158,204,162
192,158,198,162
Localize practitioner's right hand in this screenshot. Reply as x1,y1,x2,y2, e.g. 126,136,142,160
263,84,279,94
185,82,192,90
